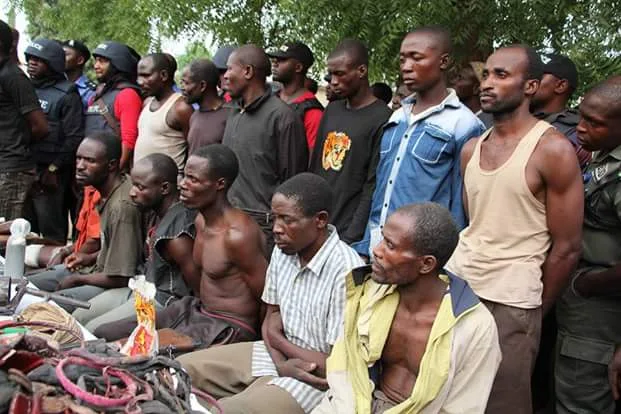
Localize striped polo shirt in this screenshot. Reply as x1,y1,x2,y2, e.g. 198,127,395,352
252,225,364,412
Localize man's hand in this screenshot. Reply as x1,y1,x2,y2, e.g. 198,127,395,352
40,169,59,191
276,358,328,390
609,346,621,400
64,252,91,272
56,274,82,291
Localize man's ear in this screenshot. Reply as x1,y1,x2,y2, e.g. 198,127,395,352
357,64,368,79
554,78,569,95
161,180,171,196
439,53,451,71
525,79,540,97
160,69,170,83
315,210,329,229
295,61,304,75
418,255,438,275
199,80,208,94
215,177,226,191
243,64,254,80
77,56,85,67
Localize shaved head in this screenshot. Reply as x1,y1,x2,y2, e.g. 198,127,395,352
586,75,621,116
328,39,369,67
406,25,452,55
231,45,271,80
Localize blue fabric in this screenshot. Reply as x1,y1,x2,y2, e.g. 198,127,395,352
445,270,480,317
353,91,484,257
75,74,95,108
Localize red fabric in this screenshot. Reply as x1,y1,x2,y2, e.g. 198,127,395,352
74,186,101,253
113,88,143,149
223,92,232,103
292,91,323,151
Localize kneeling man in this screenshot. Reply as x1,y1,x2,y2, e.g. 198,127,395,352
313,203,501,414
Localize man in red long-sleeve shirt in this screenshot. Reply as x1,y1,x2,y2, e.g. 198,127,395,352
84,41,142,171
269,42,323,154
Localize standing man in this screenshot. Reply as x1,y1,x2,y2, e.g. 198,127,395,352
531,53,591,170
180,58,229,154
0,20,49,221
63,40,96,108
310,39,392,244
445,45,584,414
269,41,324,152
213,45,236,102
95,145,267,346
133,53,193,172
178,173,365,414
24,38,84,242
353,27,484,259
222,45,307,250
451,61,494,129
85,41,142,171
29,132,145,311
555,76,621,414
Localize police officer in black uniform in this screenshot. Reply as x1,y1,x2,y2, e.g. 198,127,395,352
24,38,84,242
531,53,591,171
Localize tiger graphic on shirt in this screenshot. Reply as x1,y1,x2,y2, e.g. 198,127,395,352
322,131,352,171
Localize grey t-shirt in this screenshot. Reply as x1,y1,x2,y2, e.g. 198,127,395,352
187,106,229,155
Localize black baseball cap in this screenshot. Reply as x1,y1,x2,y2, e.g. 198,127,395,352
213,45,236,71
62,39,90,61
267,41,314,70
542,53,578,90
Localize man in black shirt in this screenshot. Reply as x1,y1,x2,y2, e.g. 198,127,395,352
531,53,591,171
0,21,49,221
222,45,307,251
25,38,84,242
310,39,391,243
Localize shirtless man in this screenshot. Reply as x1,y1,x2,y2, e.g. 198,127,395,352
313,203,501,413
95,144,267,345
445,45,583,413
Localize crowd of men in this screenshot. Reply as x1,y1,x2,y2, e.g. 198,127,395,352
1,17,621,414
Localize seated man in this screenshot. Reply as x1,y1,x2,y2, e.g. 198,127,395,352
312,203,501,414
36,185,101,270
95,144,267,346
28,132,145,312
177,173,365,414
2,184,100,270
73,153,199,332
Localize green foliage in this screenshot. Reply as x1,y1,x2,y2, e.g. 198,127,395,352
11,0,153,54
10,0,621,94
175,41,212,76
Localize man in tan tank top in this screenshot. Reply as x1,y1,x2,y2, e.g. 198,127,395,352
445,45,584,414
134,53,193,172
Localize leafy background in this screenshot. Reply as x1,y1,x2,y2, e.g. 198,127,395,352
8,0,621,97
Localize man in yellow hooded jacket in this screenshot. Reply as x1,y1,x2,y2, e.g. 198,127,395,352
312,203,501,414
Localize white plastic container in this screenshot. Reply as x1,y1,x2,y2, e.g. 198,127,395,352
5,219,31,279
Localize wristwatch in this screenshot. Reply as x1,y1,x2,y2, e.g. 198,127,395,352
48,164,58,173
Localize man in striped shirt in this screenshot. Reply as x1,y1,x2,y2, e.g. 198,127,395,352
178,173,365,413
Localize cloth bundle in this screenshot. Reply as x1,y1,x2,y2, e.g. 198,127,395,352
0,319,213,413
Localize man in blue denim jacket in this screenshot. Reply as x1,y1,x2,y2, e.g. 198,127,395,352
353,26,484,258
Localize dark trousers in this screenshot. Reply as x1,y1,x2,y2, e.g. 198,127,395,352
0,170,35,221
242,209,274,258
24,166,71,242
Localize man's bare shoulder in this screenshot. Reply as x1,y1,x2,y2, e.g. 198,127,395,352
222,208,264,253
535,127,580,175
